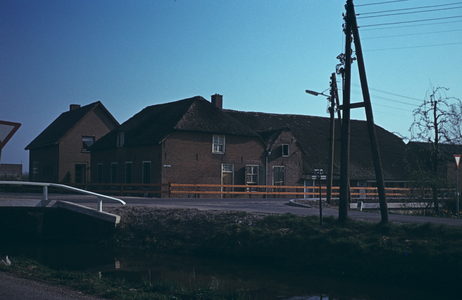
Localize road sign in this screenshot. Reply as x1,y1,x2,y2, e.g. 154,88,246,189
307,174,327,180
0,120,21,149
454,154,461,170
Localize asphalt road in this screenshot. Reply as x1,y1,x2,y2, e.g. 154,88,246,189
2,192,462,227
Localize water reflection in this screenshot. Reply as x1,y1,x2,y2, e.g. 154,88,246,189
0,242,445,300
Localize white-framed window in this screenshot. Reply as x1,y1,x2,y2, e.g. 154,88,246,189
125,162,133,183
282,144,289,157
117,132,125,147
212,135,225,154
82,136,95,152
142,161,151,184
246,165,259,184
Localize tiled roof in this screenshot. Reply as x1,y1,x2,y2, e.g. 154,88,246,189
25,101,116,150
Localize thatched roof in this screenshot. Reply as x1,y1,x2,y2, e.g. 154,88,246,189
407,141,462,166
226,110,409,180
91,95,410,180
91,96,258,151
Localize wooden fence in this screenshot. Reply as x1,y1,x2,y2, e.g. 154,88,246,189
72,182,413,200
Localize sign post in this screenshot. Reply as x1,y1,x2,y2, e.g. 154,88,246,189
454,155,460,219
0,120,21,163
314,169,325,226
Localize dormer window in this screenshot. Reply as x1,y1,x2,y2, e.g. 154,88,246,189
117,132,125,147
212,135,225,154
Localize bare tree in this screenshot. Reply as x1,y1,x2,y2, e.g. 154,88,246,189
409,85,461,214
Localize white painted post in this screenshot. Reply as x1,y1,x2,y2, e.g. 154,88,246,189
97,197,103,212
454,155,460,219
42,185,48,206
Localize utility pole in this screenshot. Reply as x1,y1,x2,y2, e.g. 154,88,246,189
327,73,340,205
338,1,353,222
339,0,389,223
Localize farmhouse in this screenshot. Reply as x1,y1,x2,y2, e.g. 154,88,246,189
89,95,410,197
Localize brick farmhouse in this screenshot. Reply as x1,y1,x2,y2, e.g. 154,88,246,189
89,95,411,197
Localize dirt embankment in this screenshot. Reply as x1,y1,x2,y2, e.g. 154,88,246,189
109,206,269,251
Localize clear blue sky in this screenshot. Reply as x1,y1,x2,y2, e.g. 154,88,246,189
1,0,461,173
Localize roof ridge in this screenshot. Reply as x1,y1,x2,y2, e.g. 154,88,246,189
25,101,104,149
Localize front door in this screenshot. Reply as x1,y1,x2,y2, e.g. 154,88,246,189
75,164,86,183
221,164,234,198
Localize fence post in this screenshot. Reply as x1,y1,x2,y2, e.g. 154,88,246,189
97,197,103,212
168,182,171,198
41,185,48,206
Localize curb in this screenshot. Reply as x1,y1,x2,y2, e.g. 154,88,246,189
288,199,311,208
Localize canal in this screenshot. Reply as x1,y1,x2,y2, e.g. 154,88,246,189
0,241,445,300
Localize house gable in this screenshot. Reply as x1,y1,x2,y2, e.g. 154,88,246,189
25,102,118,150
26,102,119,183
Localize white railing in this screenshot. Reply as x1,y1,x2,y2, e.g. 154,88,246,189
0,181,126,212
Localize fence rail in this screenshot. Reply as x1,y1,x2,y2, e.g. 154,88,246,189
1,181,447,203
0,181,125,211
68,182,414,199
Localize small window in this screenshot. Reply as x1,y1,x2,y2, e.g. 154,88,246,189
110,162,118,183
282,144,289,157
142,161,151,184
82,136,95,151
117,132,125,147
125,162,133,183
212,135,225,154
222,164,233,173
246,165,259,184
97,163,103,183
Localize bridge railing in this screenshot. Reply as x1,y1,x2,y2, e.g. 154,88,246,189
0,181,126,212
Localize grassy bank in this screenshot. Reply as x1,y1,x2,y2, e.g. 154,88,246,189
1,256,248,300
2,207,462,299
112,207,462,292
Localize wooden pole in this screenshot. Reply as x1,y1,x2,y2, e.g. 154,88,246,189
339,0,353,222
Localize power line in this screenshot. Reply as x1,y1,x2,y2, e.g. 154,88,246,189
352,83,424,102
357,2,462,17
351,90,419,107
355,0,409,7
363,41,462,51
357,5,462,19
360,19,462,31
361,28,462,40
360,15,462,28
372,102,414,114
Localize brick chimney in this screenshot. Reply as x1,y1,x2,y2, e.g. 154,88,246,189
211,94,223,110
70,104,81,111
